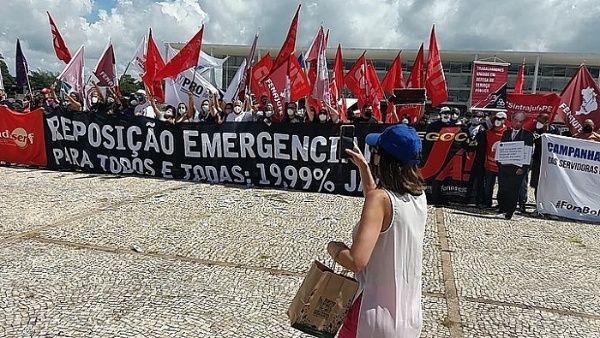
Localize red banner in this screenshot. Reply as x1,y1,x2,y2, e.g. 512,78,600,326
506,93,561,131
471,61,509,108
0,107,47,166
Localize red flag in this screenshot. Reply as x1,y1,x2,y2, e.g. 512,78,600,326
311,30,330,104
262,58,289,117
155,26,204,80
556,65,600,135
289,56,311,102
381,52,404,93
507,93,560,131
141,29,165,101
47,12,72,64
274,5,300,68
250,52,273,98
345,52,367,99
514,62,525,94
93,41,117,87
330,44,347,121
366,61,383,121
406,44,424,88
305,26,324,63
425,26,448,107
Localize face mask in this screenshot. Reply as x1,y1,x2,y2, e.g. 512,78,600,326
297,109,305,117
494,120,504,127
287,108,295,116
536,122,545,130
107,97,115,104
91,97,99,104
452,114,459,120
201,105,209,112
318,113,327,122
130,100,138,106
441,114,450,122
470,118,480,125
402,118,409,124
233,106,242,114
583,125,594,133
364,110,373,117
353,111,361,118
265,110,273,117
257,110,265,117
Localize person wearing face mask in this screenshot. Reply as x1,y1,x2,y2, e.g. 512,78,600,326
451,108,461,125
429,106,454,130
132,89,157,119
480,112,508,209
576,119,600,142
361,104,378,124
401,114,411,125
225,99,254,122
496,111,534,220
284,102,299,123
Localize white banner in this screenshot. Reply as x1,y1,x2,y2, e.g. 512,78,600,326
537,134,600,223
164,68,219,108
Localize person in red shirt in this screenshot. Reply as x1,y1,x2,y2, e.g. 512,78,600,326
482,112,507,208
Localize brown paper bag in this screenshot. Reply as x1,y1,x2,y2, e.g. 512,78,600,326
287,261,359,338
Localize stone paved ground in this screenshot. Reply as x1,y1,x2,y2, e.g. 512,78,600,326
0,166,598,338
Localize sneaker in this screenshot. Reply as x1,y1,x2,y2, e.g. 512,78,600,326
494,213,506,219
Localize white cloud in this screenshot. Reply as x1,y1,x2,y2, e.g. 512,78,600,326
1,0,599,80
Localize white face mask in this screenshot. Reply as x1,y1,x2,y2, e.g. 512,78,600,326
297,109,305,117
441,114,451,122
402,118,409,124
233,106,242,114
91,97,99,104
287,108,295,116
452,114,459,120
536,122,545,130
130,100,138,106
201,105,209,112
257,110,265,117
494,120,504,127
265,110,273,117
318,113,327,122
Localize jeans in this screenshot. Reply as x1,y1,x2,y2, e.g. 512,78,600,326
483,170,498,208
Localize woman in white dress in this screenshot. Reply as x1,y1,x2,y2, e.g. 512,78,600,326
328,124,427,338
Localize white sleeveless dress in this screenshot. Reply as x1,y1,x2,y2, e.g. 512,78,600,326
353,190,427,338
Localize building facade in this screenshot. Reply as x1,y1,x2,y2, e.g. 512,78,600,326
174,43,600,109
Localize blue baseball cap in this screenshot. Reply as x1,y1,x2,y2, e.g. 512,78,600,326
365,124,422,165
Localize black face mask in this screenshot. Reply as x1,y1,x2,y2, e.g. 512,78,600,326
583,125,594,133
364,110,373,118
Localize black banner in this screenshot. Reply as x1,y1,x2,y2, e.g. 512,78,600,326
43,110,480,200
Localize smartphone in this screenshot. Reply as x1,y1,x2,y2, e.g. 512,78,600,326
338,125,356,160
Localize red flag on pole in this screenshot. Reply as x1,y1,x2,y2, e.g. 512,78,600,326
289,56,312,102
155,25,204,80
305,26,324,63
330,44,347,121
262,58,288,117
344,52,367,99
381,52,404,94
556,65,600,135
47,12,72,64
406,44,424,89
93,41,117,87
366,61,383,121
425,26,448,107
514,62,525,94
141,29,165,101
273,5,301,69
250,52,273,98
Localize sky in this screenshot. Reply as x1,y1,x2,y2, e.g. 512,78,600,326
1,0,600,77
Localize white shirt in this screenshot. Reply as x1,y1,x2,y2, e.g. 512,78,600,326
354,190,427,338
225,111,254,122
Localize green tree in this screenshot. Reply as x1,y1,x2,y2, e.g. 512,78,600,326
118,74,144,95
0,60,16,94
29,70,59,90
